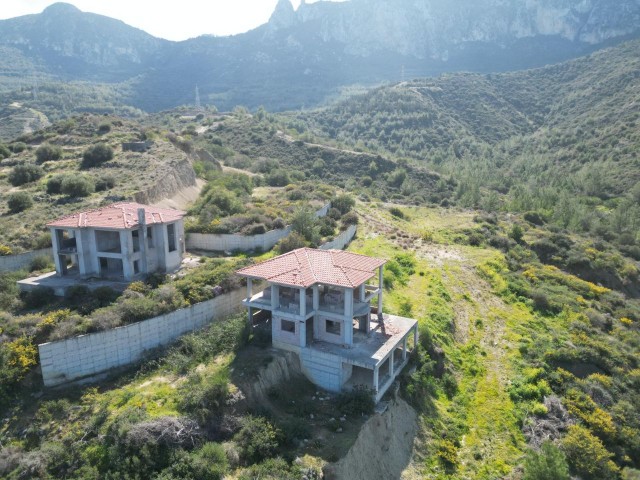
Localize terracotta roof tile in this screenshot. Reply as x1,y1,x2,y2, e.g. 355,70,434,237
46,202,185,230
236,248,386,289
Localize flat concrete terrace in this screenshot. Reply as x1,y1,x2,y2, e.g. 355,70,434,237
18,271,130,296
308,314,418,402
310,314,417,368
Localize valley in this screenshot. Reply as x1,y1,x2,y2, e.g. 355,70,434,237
0,2,639,479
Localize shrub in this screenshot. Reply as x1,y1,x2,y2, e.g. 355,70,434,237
524,211,546,226
389,207,405,219
61,175,95,197
332,194,355,214
510,224,525,243
0,244,12,256
562,424,619,480
9,142,27,153
341,211,359,226
233,416,281,465
7,192,33,213
81,143,114,168
35,143,63,163
277,232,307,254
0,144,11,159
291,207,319,244
178,371,229,425
97,122,111,134
265,169,290,187
8,164,43,186
29,255,52,272
95,175,116,191
21,286,55,308
336,385,375,415
46,175,66,194
522,441,570,480
158,442,227,480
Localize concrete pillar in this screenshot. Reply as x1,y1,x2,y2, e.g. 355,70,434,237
344,288,354,346
137,209,148,275
373,367,379,393
299,319,306,347
299,287,306,318
378,266,384,316
389,352,395,378
403,335,408,361
271,285,279,310
359,283,365,302
313,285,319,312
76,229,89,277
414,325,418,348
247,278,253,301
51,228,63,276
120,230,134,280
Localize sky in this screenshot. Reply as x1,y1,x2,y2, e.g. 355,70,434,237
0,0,345,41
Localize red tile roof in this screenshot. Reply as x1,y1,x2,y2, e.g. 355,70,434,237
47,202,185,230
237,248,386,289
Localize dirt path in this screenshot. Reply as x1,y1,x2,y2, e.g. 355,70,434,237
151,178,206,210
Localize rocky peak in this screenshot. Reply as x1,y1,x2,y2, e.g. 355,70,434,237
268,0,298,30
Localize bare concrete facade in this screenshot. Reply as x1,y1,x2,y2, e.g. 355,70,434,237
238,248,418,402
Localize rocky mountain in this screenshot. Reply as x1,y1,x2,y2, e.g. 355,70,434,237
0,1,639,112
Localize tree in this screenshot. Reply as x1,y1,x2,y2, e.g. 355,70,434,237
81,143,114,168
562,424,619,480
35,143,63,163
291,207,319,244
510,224,524,243
8,164,43,186
332,194,355,214
522,441,570,480
7,192,33,213
61,176,95,197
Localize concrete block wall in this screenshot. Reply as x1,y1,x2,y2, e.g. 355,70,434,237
320,225,357,251
0,248,53,272
299,348,344,392
185,202,331,253
39,289,245,387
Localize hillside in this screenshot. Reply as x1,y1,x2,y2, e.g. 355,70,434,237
0,114,196,252
1,1,639,112
298,39,640,255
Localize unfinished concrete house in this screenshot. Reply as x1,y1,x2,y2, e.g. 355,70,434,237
237,248,418,402
19,202,185,295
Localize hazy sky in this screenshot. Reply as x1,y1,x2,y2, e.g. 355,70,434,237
0,0,345,41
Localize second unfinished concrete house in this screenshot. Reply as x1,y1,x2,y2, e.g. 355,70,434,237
237,248,418,402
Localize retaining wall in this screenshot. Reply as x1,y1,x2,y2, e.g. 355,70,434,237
320,224,357,251
39,289,245,387
0,248,53,273
185,202,331,252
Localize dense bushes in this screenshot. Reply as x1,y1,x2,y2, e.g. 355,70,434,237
8,164,43,186
81,143,114,167
35,143,63,163
233,416,281,465
7,192,33,213
522,442,570,480
60,175,95,197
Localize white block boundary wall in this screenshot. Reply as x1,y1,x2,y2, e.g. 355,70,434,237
320,224,357,251
185,202,331,252
0,248,53,272
39,289,245,387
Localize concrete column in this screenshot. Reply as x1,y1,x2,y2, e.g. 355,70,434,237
51,228,63,276
378,266,384,316
137,209,148,275
373,367,379,393
403,335,408,361
344,288,354,346
247,278,253,301
359,283,365,302
299,320,306,347
389,352,395,378
120,230,134,280
414,325,418,348
75,229,89,277
271,285,279,310
313,285,319,312
299,287,306,318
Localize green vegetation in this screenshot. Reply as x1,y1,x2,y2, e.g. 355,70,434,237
7,192,33,213
81,142,114,168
